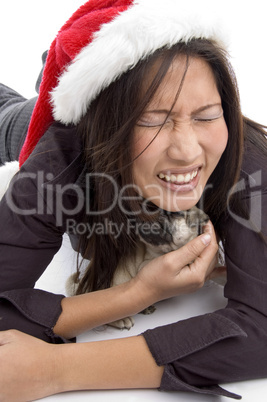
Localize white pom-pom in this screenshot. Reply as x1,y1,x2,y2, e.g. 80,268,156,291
0,161,19,201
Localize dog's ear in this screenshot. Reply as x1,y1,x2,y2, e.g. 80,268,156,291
184,207,209,235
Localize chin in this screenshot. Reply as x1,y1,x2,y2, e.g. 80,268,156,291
153,198,201,212
169,190,203,212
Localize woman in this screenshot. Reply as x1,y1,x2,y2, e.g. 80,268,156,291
0,0,266,400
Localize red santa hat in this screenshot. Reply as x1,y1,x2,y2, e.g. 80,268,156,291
19,0,227,165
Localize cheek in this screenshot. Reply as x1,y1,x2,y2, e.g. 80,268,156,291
132,129,159,178
132,127,148,159
208,121,228,161
132,148,159,196
132,154,150,187
132,125,161,159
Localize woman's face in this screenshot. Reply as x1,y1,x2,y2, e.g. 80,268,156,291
132,56,228,212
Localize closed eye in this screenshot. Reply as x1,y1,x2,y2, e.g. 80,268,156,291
136,118,171,128
136,110,171,128
194,115,222,123
137,121,164,128
193,110,224,123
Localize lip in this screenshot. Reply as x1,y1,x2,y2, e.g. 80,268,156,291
156,167,201,193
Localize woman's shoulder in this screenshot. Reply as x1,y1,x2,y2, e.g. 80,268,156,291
33,122,82,157
22,122,83,179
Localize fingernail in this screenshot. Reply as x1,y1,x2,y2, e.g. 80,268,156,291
201,233,211,246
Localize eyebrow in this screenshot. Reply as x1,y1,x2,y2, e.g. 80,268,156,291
144,103,222,115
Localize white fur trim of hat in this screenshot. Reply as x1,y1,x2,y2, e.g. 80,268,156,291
19,0,228,166
52,0,227,125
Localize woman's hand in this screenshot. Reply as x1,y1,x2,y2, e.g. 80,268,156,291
134,221,220,304
0,330,61,401
53,221,221,340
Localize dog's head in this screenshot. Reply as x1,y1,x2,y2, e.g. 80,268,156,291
137,207,209,253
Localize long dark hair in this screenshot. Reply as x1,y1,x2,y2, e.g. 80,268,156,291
74,39,265,294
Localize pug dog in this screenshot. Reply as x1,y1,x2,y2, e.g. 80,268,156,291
109,206,209,329
66,206,209,329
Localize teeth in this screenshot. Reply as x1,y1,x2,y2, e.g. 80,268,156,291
177,174,184,183
165,175,171,182
184,173,191,183
158,169,198,184
190,170,197,180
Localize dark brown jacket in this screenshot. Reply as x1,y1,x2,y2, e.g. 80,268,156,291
0,123,266,400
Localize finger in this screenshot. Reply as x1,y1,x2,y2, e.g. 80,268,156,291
197,221,218,257
169,229,212,268
187,222,218,275
202,220,216,241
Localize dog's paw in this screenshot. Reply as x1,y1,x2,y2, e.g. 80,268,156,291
140,305,156,315
108,316,135,330
65,273,79,296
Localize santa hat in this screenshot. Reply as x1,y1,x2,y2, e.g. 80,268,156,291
19,0,227,165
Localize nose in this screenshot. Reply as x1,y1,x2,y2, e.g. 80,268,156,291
166,123,202,163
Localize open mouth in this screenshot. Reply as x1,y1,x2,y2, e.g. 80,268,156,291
158,168,199,185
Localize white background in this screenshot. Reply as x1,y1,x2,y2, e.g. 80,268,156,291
1,1,267,401
0,0,266,124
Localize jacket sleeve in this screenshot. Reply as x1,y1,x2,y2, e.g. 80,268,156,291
143,143,267,399
0,123,83,342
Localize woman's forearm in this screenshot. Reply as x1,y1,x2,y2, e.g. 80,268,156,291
56,335,164,392
54,226,216,339
53,278,152,339
0,330,163,401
